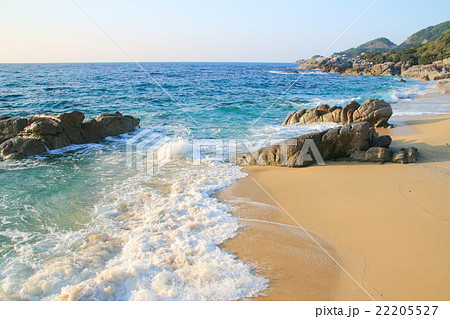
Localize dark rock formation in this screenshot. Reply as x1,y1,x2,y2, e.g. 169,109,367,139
370,135,392,148
235,122,418,167
282,99,393,128
0,111,140,160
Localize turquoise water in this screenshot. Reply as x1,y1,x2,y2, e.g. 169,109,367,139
0,63,443,300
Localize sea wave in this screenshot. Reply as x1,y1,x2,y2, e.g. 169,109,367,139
268,70,298,74
383,82,436,103
0,153,267,300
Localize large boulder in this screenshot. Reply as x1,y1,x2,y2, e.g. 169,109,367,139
235,122,418,167
0,111,140,160
236,122,373,167
282,98,393,128
352,99,393,128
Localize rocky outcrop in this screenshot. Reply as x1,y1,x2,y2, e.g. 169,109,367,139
282,99,393,128
0,111,140,160
297,55,450,80
235,122,418,167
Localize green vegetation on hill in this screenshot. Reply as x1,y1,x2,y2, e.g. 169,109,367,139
337,37,397,58
363,31,450,65
398,21,450,49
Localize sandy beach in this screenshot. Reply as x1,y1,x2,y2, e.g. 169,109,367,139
220,111,450,301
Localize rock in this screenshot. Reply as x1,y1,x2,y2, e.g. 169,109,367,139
391,147,419,164
236,122,418,167
349,147,392,163
54,111,86,144
370,135,392,148
421,75,430,81
342,101,360,124
0,111,140,160
0,137,48,160
24,117,63,136
282,98,393,128
236,122,373,167
353,99,393,128
0,117,31,138
81,112,140,143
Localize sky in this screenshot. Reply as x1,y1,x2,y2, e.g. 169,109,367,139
0,0,449,63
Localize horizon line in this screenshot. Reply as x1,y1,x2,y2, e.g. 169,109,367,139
0,60,298,65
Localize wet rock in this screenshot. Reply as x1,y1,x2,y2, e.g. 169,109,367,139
0,111,140,160
0,137,48,160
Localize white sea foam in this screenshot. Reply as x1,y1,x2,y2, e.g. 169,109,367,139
0,153,268,300
383,83,435,103
268,70,298,75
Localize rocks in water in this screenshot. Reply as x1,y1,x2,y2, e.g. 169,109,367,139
391,147,419,164
236,122,418,167
0,111,140,160
81,112,140,143
0,138,48,160
282,98,393,128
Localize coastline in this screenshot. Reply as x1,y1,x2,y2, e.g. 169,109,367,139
219,95,450,300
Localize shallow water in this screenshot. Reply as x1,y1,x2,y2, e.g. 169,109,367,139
0,62,446,300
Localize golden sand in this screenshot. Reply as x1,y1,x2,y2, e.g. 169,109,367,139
219,114,450,300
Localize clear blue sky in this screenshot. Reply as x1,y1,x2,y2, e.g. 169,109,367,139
0,0,449,63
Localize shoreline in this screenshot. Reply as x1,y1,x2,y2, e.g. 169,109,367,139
219,95,450,300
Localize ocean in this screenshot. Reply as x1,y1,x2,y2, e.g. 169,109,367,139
0,62,446,300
